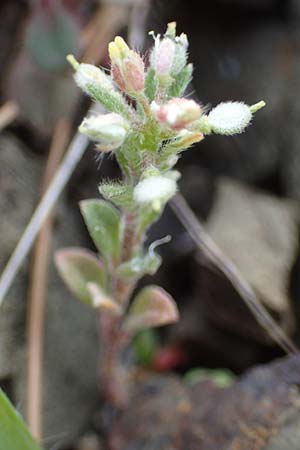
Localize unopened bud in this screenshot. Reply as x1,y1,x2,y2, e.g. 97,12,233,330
150,37,176,76
67,55,114,94
207,102,253,136
133,175,177,208
109,36,145,95
151,98,202,130
150,23,189,84
79,113,129,152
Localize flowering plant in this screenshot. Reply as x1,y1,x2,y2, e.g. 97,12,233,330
55,22,265,406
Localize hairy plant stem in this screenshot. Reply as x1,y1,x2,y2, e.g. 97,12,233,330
99,210,141,407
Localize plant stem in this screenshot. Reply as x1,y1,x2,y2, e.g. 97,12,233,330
99,210,141,406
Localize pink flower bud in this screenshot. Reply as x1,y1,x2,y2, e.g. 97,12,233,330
151,98,202,130
108,37,145,95
151,38,176,75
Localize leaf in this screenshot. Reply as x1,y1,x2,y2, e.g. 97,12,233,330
184,368,235,388
87,84,131,120
99,182,134,210
168,63,193,97
55,247,107,306
137,204,163,235
124,285,179,334
144,68,158,102
26,4,79,72
0,387,43,450
133,329,159,367
80,199,123,264
117,236,171,280
86,282,121,314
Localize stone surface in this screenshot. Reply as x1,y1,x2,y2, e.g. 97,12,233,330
109,355,300,450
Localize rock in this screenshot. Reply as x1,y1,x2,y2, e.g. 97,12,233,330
109,355,300,450
205,177,299,332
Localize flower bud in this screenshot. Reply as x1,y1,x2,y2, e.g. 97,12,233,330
67,55,114,94
150,37,176,76
151,98,202,130
133,175,177,209
149,23,189,84
207,102,252,135
108,36,145,95
79,113,129,152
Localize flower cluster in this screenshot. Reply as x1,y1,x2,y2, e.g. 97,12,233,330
67,24,264,213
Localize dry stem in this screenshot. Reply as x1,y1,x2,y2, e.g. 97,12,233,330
171,193,298,355
26,118,70,441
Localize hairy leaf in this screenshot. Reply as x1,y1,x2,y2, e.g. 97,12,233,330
124,285,179,333
80,199,123,264
55,247,107,306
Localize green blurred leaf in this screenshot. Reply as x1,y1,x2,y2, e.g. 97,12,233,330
133,329,159,367
55,247,107,306
168,63,193,98
26,5,79,72
80,199,123,264
0,387,43,450
144,68,157,102
184,368,235,388
124,285,179,334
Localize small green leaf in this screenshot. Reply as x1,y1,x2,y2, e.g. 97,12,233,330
0,387,43,450
87,84,131,120
144,68,158,102
133,329,159,367
99,182,134,210
55,247,107,306
80,199,123,264
168,63,193,98
184,368,235,388
137,204,163,235
124,285,179,334
117,236,170,280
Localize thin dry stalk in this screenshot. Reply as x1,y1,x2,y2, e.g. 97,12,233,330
171,193,298,355
81,3,130,63
27,118,71,441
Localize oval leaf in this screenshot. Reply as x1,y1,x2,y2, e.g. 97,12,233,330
124,285,179,334
80,199,123,264
55,247,107,306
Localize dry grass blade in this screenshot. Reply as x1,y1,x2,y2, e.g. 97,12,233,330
81,3,130,63
27,118,71,441
170,193,298,355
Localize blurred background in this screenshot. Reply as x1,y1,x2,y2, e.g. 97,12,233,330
1,0,300,448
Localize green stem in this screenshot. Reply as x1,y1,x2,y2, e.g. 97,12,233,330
99,210,141,407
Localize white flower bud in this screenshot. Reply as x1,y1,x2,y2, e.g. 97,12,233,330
74,63,115,94
150,26,188,80
133,176,177,206
207,102,252,135
79,113,129,151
